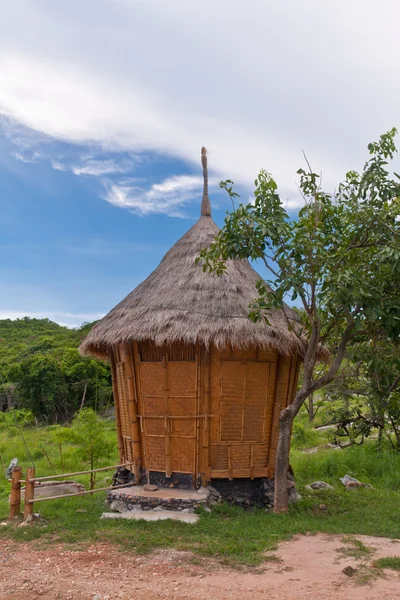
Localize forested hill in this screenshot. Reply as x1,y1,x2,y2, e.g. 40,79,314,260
0,318,111,422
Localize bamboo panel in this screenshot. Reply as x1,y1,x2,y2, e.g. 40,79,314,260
171,437,196,473
220,361,246,442
220,360,272,443
133,342,147,468
138,341,196,362
228,348,257,361
168,362,196,396
243,362,270,441
122,436,133,462
209,445,229,470
120,344,142,480
231,444,252,469
252,443,269,467
210,468,269,478
170,397,196,437
208,347,221,444
200,346,211,484
145,437,166,471
109,349,124,462
115,362,130,439
137,347,198,475
139,363,164,397
257,348,279,361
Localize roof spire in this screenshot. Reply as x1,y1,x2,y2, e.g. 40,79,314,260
201,146,211,217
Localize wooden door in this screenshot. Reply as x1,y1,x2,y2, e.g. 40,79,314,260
135,344,198,477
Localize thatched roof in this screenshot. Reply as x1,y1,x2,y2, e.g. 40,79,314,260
80,148,312,361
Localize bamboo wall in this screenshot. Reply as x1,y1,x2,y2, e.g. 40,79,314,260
110,341,300,485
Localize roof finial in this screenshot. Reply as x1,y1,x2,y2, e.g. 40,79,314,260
201,146,211,217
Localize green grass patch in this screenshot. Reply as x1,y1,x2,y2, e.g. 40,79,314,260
337,536,375,559
1,420,400,566
373,556,400,571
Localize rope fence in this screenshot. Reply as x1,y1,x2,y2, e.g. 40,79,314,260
8,463,134,521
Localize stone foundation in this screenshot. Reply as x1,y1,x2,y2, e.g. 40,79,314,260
109,470,300,513
210,473,300,509
107,485,210,514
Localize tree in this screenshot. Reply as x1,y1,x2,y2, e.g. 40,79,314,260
1,318,111,422
329,336,400,451
199,129,400,512
68,408,114,489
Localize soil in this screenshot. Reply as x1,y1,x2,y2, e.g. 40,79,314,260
1,533,400,599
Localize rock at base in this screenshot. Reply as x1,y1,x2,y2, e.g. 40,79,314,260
306,481,334,491
101,510,199,524
143,484,159,492
339,474,373,489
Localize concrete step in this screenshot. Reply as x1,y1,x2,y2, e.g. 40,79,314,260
101,510,199,524
107,485,209,514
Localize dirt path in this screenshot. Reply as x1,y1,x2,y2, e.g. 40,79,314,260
1,534,400,599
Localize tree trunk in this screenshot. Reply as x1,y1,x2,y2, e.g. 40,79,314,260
273,407,294,513
307,393,315,423
80,382,88,411
90,456,95,490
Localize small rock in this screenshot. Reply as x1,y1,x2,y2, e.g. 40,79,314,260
143,484,159,492
203,506,212,513
306,481,334,491
1,522,8,526
342,565,357,577
319,504,328,511
288,489,302,503
340,474,373,489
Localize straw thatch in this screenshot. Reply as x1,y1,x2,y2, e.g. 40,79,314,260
80,149,319,361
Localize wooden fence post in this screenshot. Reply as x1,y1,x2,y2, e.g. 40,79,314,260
9,466,22,519
23,467,35,521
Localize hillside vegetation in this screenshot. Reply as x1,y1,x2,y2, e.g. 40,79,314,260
0,318,111,422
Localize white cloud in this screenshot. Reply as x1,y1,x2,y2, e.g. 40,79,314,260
12,150,42,163
51,159,66,171
0,0,399,200
71,158,132,176
50,156,136,176
103,174,212,216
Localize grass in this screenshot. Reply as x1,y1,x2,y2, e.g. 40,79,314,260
1,417,400,566
337,536,374,559
373,557,400,571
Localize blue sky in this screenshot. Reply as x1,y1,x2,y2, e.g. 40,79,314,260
1,1,399,326
0,125,236,326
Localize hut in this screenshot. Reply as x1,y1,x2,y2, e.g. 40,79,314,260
80,148,305,490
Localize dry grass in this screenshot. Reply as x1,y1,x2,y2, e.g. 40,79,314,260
80,214,311,360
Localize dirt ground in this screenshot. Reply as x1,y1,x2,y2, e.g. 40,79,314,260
1,534,400,600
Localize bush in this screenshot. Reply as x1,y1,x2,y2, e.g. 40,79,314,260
0,409,35,429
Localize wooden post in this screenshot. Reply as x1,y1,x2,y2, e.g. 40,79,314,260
9,466,22,519
162,356,172,478
121,343,142,482
201,347,211,486
195,344,201,485
109,348,125,463
23,467,35,521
